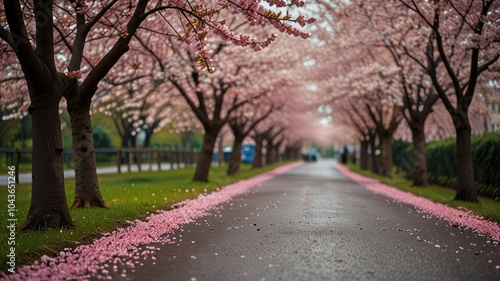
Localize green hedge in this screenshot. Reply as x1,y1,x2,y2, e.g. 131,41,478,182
392,133,500,199
392,140,413,178
470,133,500,198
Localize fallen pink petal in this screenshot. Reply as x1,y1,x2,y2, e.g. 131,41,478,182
2,163,302,281
336,164,500,242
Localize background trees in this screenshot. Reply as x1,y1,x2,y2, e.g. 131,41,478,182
396,0,499,202
0,0,316,230
1,0,497,235
316,0,499,202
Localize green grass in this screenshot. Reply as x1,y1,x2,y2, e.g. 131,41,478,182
346,163,500,223
0,162,291,272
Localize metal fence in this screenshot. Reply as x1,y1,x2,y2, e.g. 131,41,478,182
0,147,199,184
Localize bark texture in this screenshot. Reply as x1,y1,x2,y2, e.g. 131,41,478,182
22,82,74,230
227,137,243,175
68,104,107,208
193,131,218,182
369,136,379,174
218,133,225,166
410,125,428,186
252,138,264,169
453,117,478,202
378,134,393,178
359,139,370,170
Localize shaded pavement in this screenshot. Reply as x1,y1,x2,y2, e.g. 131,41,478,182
108,160,500,281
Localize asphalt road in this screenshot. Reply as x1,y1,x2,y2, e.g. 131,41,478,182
106,160,499,281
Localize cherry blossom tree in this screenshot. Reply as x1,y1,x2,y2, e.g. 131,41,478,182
134,9,317,180
322,43,403,177
333,97,379,173
93,54,176,150
390,0,499,201
0,0,315,230
250,127,267,168
224,34,317,174
333,1,440,185
226,99,275,175
391,58,439,186
243,77,332,166
282,139,302,160
165,45,256,181
317,0,498,196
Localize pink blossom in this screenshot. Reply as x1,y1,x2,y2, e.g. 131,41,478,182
296,15,306,27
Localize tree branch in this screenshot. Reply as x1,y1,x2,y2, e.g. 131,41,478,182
34,0,56,71
3,0,43,80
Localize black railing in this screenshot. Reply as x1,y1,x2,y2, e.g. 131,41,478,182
0,147,199,184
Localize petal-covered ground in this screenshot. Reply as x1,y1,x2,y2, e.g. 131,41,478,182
335,164,500,244
1,162,303,281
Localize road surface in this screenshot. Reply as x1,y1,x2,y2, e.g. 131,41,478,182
102,160,500,281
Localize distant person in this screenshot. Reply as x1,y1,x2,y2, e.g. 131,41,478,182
341,145,348,164
311,149,318,161
302,151,310,161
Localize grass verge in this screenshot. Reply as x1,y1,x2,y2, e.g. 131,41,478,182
0,162,292,272
345,163,500,224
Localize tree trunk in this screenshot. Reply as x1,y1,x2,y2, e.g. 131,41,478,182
68,106,107,208
293,147,301,160
218,133,224,166
265,142,273,165
252,139,263,169
144,130,153,148
227,137,243,175
271,145,280,163
360,139,369,170
130,136,137,148
119,136,128,166
130,136,137,164
379,134,393,178
21,92,74,230
121,134,129,148
369,135,379,174
291,147,297,160
411,125,429,187
454,123,478,202
193,130,218,182
284,146,293,160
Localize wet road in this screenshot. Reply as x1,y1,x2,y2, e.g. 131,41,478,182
116,160,500,281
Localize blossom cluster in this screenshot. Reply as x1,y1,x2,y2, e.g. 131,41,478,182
168,0,185,7
226,0,315,38
265,0,306,8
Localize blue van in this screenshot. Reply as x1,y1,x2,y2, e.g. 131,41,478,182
241,144,255,163
212,144,255,163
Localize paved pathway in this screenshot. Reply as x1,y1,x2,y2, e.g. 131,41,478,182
101,160,500,281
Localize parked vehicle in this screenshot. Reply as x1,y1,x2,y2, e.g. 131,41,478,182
212,144,255,163
302,149,318,162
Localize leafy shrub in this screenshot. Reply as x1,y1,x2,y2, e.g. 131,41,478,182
393,133,500,199
392,140,413,177
92,124,115,164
